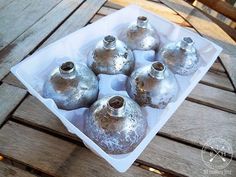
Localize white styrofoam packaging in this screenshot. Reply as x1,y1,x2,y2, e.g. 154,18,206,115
11,5,222,172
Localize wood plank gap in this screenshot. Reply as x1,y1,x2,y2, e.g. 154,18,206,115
0,160,39,177
157,132,236,161
0,0,63,52
11,117,84,147
0,83,27,128
0,0,85,81
136,159,186,177
28,0,86,55
0,155,54,177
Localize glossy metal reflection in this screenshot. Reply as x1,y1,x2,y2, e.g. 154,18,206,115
84,95,147,154
43,61,98,110
122,16,160,50
88,35,135,75
158,37,200,75
127,62,178,108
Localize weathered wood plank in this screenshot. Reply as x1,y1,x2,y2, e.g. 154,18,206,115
0,83,26,126
0,0,16,9
188,83,236,114
0,121,161,177
13,95,78,141
201,71,234,92
2,73,26,89
160,0,236,90
104,1,123,10
0,161,37,177
160,100,236,157
1,121,236,177
0,0,84,81
104,1,191,27
210,59,226,73
139,136,236,177
0,0,62,51
41,0,106,47
197,0,236,21
109,0,177,14
13,94,236,158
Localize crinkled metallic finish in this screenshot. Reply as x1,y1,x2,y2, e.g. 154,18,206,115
88,35,135,75
84,95,147,154
121,16,160,50
43,61,98,110
126,62,179,108
158,37,200,75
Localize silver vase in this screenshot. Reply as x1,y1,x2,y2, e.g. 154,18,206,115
84,95,147,154
158,37,200,75
88,35,135,75
122,16,160,50
43,61,98,110
126,62,178,108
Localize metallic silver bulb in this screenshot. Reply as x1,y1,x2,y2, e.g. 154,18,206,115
127,62,179,108
158,37,200,75
43,61,99,110
84,95,147,154
121,16,160,50
88,35,135,75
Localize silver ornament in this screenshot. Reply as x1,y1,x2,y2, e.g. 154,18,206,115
158,37,200,75
126,62,178,108
43,61,98,110
122,16,160,50
84,95,147,154
88,35,135,75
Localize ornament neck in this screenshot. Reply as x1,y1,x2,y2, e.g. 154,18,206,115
103,35,116,50
137,16,148,28
59,61,77,79
107,96,125,117
149,62,165,79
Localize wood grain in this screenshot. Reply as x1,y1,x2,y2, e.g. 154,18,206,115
160,0,236,90
160,100,236,157
139,135,236,177
13,95,79,141
108,0,191,27
2,73,26,89
197,0,236,21
1,121,235,177
0,0,61,51
0,161,37,177
188,83,236,114
0,0,84,81
13,95,236,157
201,71,234,91
40,0,106,47
0,83,26,126
0,121,161,177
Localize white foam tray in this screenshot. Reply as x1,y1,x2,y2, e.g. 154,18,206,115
11,5,222,172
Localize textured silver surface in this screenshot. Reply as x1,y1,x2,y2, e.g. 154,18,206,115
127,62,179,108
43,61,98,110
84,95,147,154
158,37,200,75
121,16,160,50
88,35,135,75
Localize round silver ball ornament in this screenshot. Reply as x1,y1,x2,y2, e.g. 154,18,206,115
43,61,98,110
122,16,160,50
88,35,135,75
126,62,179,108
84,95,147,154
158,37,200,75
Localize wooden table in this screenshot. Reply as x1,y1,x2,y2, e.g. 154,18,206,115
0,0,235,176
